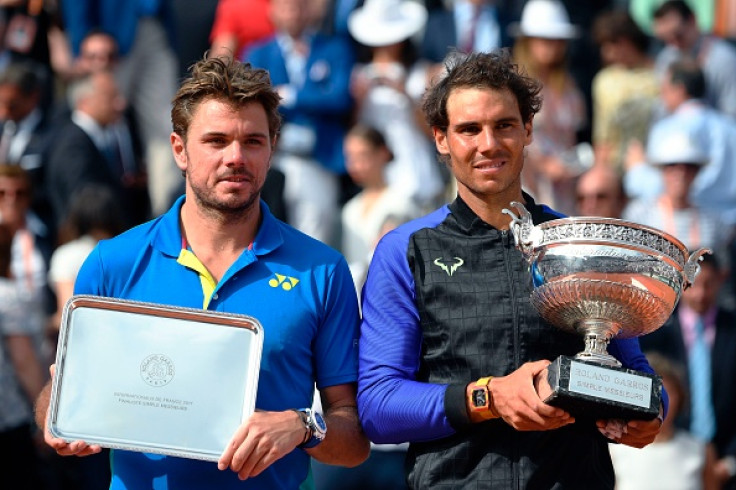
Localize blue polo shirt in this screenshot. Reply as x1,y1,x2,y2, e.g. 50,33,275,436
75,196,360,489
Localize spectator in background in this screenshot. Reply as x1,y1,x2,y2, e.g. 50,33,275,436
590,9,659,172
510,0,588,216
0,0,72,103
640,253,736,490
624,59,736,226
64,32,151,224
204,1,289,224
1,0,54,67
347,0,444,208
421,0,508,64
245,0,354,245
48,185,124,332
318,0,363,39
629,0,713,36
72,29,119,78
45,70,147,229
209,0,274,59
651,0,736,118
610,352,719,490
575,164,627,218
0,61,55,230
340,124,420,289
172,0,218,77
61,0,181,217
622,129,730,253
315,126,414,490
0,221,44,490
0,164,52,365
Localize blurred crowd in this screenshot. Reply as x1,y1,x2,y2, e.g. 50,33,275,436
1,0,736,488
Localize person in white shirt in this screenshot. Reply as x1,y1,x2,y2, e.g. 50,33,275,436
341,124,420,290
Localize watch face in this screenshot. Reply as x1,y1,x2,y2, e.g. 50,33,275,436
472,388,488,408
313,411,327,434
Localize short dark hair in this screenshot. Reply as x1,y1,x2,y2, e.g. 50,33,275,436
653,0,694,21
346,123,393,159
60,184,125,242
0,61,42,96
668,58,706,99
171,56,282,141
592,10,650,54
421,50,542,133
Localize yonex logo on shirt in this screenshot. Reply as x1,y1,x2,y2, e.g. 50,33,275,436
269,273,299,290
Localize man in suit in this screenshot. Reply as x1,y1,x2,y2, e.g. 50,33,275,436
641,253,736,489
245,0,354,245
421,0,510,63
0,61,56,231
61,0,180,217
45,70,145,229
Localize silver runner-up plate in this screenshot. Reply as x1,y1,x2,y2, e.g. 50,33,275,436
48,295,264,462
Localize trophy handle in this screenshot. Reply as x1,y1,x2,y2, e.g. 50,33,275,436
683,247,712,289
502,201,537,259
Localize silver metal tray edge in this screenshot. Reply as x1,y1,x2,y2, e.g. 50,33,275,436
48,295,264,462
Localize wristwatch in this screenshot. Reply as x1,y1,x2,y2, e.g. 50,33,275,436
293,408,327,448
468,376,500,420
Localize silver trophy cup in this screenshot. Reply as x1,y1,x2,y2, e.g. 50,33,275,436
502,202,710,420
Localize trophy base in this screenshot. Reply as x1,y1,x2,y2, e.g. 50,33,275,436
537,356,662,421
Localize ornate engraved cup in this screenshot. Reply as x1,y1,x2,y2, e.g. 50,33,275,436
502,202,710,420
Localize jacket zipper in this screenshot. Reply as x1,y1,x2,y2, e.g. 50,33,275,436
502,229,521,490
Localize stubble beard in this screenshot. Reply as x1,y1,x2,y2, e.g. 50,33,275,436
188,171,263,224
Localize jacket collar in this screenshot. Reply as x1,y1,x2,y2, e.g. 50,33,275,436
448,191,553,234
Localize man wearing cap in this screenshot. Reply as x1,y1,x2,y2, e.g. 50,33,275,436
357,50,665,490
623,128,730,253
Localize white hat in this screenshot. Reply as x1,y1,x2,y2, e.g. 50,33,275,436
348,0,427,47
508,0,579,40
647,130,708,166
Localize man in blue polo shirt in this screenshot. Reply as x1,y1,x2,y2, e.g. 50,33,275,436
36,56,369,489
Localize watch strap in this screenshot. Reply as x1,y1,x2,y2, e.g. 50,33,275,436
291,409,312,445
468,376,499,420
293,408,325,449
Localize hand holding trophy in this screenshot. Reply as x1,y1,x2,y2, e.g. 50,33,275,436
503,202,710,421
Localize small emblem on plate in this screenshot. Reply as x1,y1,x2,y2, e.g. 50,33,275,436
140,354,175,387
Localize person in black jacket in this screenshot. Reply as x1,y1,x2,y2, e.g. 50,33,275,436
45,70,148,229
358,50,665,489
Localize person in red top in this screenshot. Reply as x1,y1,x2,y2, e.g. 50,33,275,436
209,0,274,59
